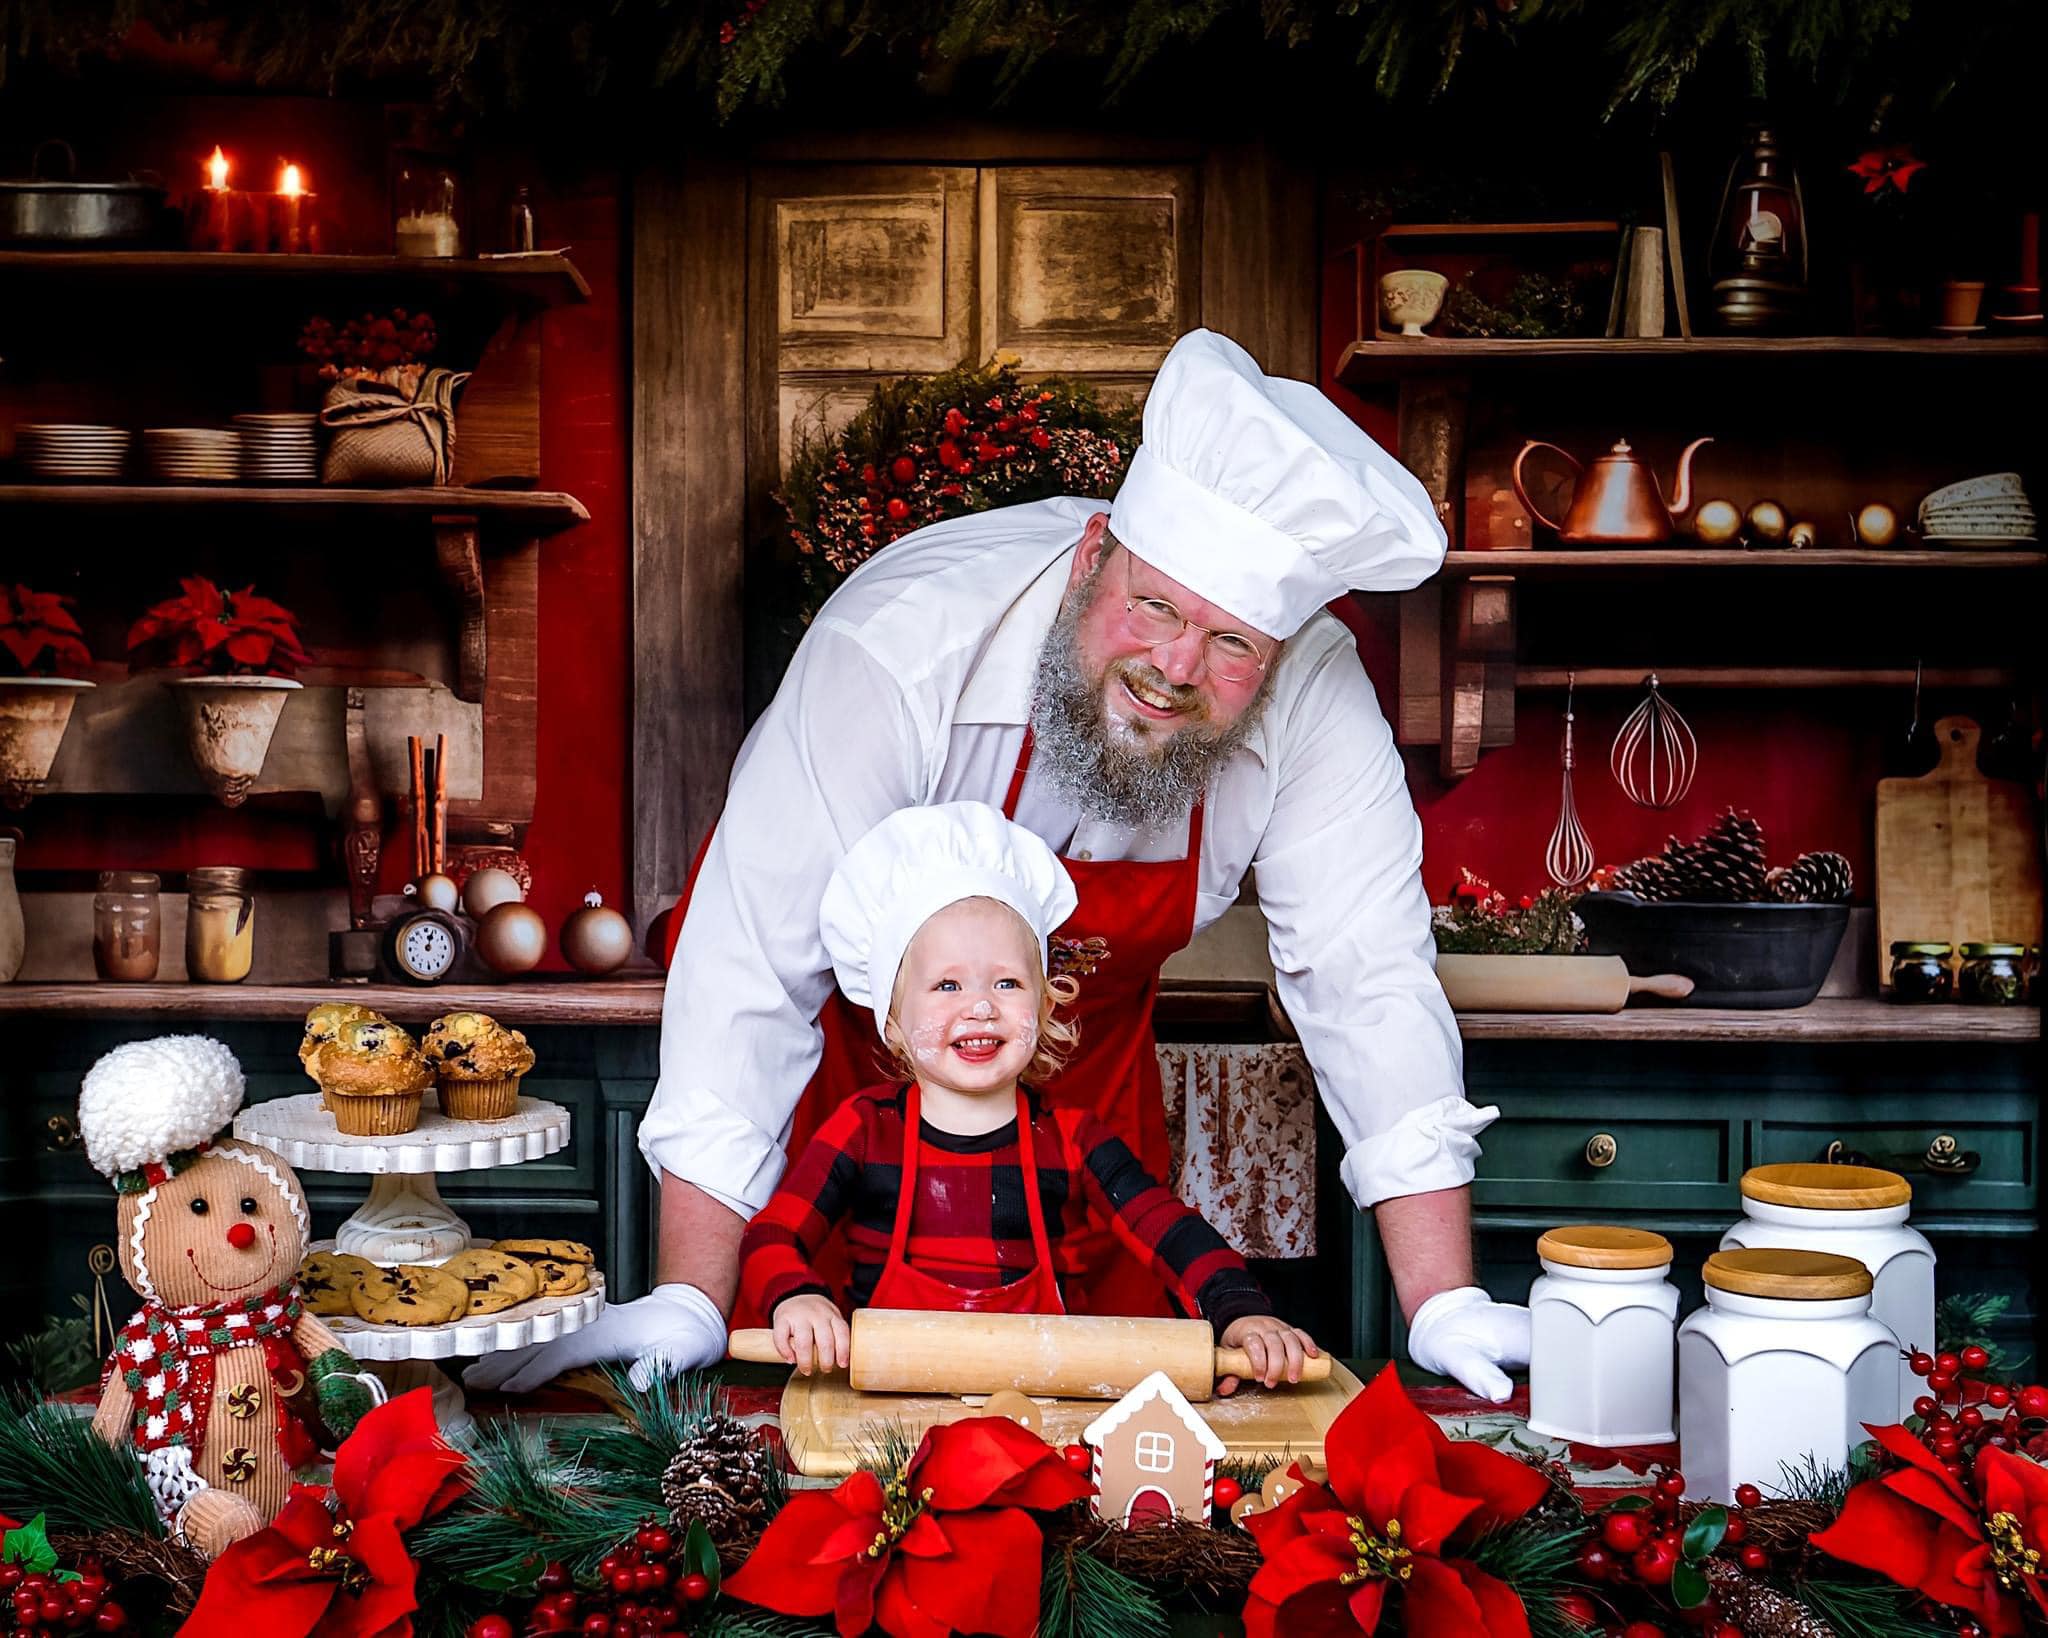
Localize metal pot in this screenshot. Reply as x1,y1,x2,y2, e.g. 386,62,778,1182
0,140,166,246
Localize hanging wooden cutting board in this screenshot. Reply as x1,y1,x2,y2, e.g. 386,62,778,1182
1875,716,2043,988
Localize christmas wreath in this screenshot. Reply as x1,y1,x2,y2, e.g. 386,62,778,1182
776,358,1140,617
5,1300,2048,1638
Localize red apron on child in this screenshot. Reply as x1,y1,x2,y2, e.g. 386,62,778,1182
868,1085,1064,1314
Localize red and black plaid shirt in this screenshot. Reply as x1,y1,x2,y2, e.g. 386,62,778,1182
740,1082,1270,1332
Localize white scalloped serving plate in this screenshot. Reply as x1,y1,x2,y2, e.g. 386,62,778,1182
234,1092,570,1175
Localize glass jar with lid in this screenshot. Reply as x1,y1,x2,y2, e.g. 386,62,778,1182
1678,1249,1897,1503
1527,1225,1678,1447
394,161,460,258
1887,941,1953,1001
186,866,255,983
92,871,161,982
1958,942,2027,1006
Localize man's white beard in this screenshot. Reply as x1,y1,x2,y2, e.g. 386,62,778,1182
1026,572,1273,830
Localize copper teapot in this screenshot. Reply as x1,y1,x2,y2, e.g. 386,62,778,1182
1512,436,1713,545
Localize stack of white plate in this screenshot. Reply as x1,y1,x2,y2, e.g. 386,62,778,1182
14,424,133,480
233,413,320,485
144,428,242,484
1918,472,2038,546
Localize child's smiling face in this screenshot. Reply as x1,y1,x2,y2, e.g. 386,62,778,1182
888,897,1043,1098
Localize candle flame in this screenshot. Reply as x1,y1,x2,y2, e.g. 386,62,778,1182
280,164,304,198
206,146,229,189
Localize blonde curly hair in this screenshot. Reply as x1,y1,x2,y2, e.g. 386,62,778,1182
881,910,1083,1087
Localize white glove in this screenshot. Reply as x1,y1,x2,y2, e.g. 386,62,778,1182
1405,1286,1531,1404
463,1283,728,1395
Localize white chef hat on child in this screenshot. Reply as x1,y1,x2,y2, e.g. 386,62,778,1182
822,802,1079,1040
1108,328,1447,639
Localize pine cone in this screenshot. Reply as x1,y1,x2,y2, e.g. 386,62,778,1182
1611,848,1687,902
661,1414,772,1544
1702,1558,1838,1636
1767,850,1854,904
1674,810,1770,902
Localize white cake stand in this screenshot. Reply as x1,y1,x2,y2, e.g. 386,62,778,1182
235,1091,604,1431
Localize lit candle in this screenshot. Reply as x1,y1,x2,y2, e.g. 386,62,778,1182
192,145,235,250
275,162,311,254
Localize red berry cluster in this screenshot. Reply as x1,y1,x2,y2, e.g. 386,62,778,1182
298,308,439,380
1906,1346,2047,1478
0,1556,131,1632
1573,1469,1745,1638
466,1525,715,1638
716,0,765,46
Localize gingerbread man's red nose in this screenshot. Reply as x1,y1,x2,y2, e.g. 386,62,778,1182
226,1222,257,1250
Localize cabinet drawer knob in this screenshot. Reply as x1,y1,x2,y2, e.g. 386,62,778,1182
1923,1135,1977,1175
1585,1132,1618,1169
45,1115,79,1152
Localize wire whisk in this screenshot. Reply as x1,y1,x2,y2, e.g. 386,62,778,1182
1546,673,1597,888
1610,673,1699,809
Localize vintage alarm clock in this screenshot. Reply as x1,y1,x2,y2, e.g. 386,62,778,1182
381,905,466,984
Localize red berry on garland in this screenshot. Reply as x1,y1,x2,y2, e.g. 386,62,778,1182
890,456,917,485
1602,1508,1650,1552
95,1608,129,1635
467,1620,516,1638
1963,1345,1990,1371
1621,1626,1664,1638
1555,1591,1597,1628
1632,1540,1678,1585
1710,1626,1743,1638
2021,1385,2048,1418
938,439,963,469
1909,1352,1935,1376
1576,1541,1613,1581
860,464,878,485
582,1617,613,1636
1722,1514,1747,1544
680,1573,712,1603
1937,1352,1962,1375
1029,428,1051,451
944,409,967,439
1213,1476,1243,1508
610,1569,637,1594
1989,1384,2013,1408
1656,1470,1686,1497
538,1563,571,1594
1913,1395,1938,1417
885,498,910,522
1740,1544,1768,1571
1063,1442,1092,1470
1734,1481,1763,1508
1928,1370,1958,1396
1961,1406,1986,1429
1934,1433,1962,1458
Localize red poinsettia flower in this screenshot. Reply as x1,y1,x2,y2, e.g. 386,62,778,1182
1848,144,1927,195
724,1413,1089,1638
1811,1423,2025,1635
0,584,92,677
182,1388,467,1638
127,576,310,677
1241,1363,1550,1638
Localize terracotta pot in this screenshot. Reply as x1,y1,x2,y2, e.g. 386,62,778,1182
0,676,93,808
167,675,301,806
1937,279,1986,328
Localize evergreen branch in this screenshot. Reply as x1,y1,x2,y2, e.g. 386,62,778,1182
1466,1513,1590,1638
0,1391,163,1539
1792,1576,1953,1638
697,1610,840,1638
1040,1536,1173,1638
1773,1450,1853,1512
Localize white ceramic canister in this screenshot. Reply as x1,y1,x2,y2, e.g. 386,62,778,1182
1527,1225,1679,1446
1678,1248,1899,1503
1721,1163,1933,1419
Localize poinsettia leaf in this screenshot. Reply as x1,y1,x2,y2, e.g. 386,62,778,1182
0,631,41,669
1671,1559,1709,1609
179,577,225,617
682,1519,720,1593
1605,1494,1651,1512
224,632,276,665
3,1514,58,1574
1682,1505,1727,1561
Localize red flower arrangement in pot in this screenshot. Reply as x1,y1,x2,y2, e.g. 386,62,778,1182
0,584,95,808
127,576,309,806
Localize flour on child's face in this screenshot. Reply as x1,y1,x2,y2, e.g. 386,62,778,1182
890,898,1044,1098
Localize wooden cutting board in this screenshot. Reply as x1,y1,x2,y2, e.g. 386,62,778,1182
777,1358,1365,1479
1875,716,2042,988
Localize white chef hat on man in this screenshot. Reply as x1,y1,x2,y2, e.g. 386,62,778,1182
1108,328,1447,639
822,801,1079,1041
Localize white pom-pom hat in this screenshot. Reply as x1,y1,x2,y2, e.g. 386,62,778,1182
821,802,1078,1041
78,1034,246,1192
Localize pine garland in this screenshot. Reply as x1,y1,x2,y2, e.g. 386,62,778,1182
0,1391,163,1539
1039,1533,1174,1638
1466,1515,1591,1638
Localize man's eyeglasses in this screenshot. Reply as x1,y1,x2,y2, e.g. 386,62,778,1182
1121,557,1271,684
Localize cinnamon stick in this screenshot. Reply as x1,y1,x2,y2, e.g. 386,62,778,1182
407,735,427,881
431,733,448,875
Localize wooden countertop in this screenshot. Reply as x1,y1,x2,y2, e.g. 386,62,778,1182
0,984,2034,1043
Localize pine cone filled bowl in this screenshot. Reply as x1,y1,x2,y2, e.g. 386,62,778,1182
1575,894,1849,1008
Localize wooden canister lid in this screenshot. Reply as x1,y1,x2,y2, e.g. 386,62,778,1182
1702,1248,1873,1300
1741,1163,1911,1210
1537,1225,1674,1269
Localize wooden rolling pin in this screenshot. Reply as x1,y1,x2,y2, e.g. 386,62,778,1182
1435,954,1694,1012
728,1308,1331,1403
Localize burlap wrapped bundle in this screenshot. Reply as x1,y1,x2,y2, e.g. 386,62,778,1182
318,365,471,486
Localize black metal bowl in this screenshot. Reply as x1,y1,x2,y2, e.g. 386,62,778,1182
1573,893,1851,1009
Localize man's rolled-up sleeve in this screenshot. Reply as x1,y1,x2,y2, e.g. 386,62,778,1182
1251,634,1495,1210
637,627,926,1216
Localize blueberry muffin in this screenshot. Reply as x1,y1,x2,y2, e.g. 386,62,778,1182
421,1012,537,1121
306,1017,435,1136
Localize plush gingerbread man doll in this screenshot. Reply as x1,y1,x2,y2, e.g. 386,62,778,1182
78,1035,377,1557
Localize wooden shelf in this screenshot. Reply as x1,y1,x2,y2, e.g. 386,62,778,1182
1456,998,2039,1043
1515,666,2020,690
1441,548,2047,574
1339,334,2048,384
0,249,590,305
0,484,589,533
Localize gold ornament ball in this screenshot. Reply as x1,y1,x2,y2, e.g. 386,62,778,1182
1853,503,1899,547
1786,520,1819,550
1744,499,1789,546
411,872,460,913
1693,498,1743,546
462,867,525,919
475,901,548,974
560,891,635,975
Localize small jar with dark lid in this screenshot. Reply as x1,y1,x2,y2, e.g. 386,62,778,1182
1888,941,1953,1001
1958,942,2027,1006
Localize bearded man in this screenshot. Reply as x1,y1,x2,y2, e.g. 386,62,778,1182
469,329,1530,1401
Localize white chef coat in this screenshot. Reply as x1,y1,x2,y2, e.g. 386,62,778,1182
640,495,1492,1219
